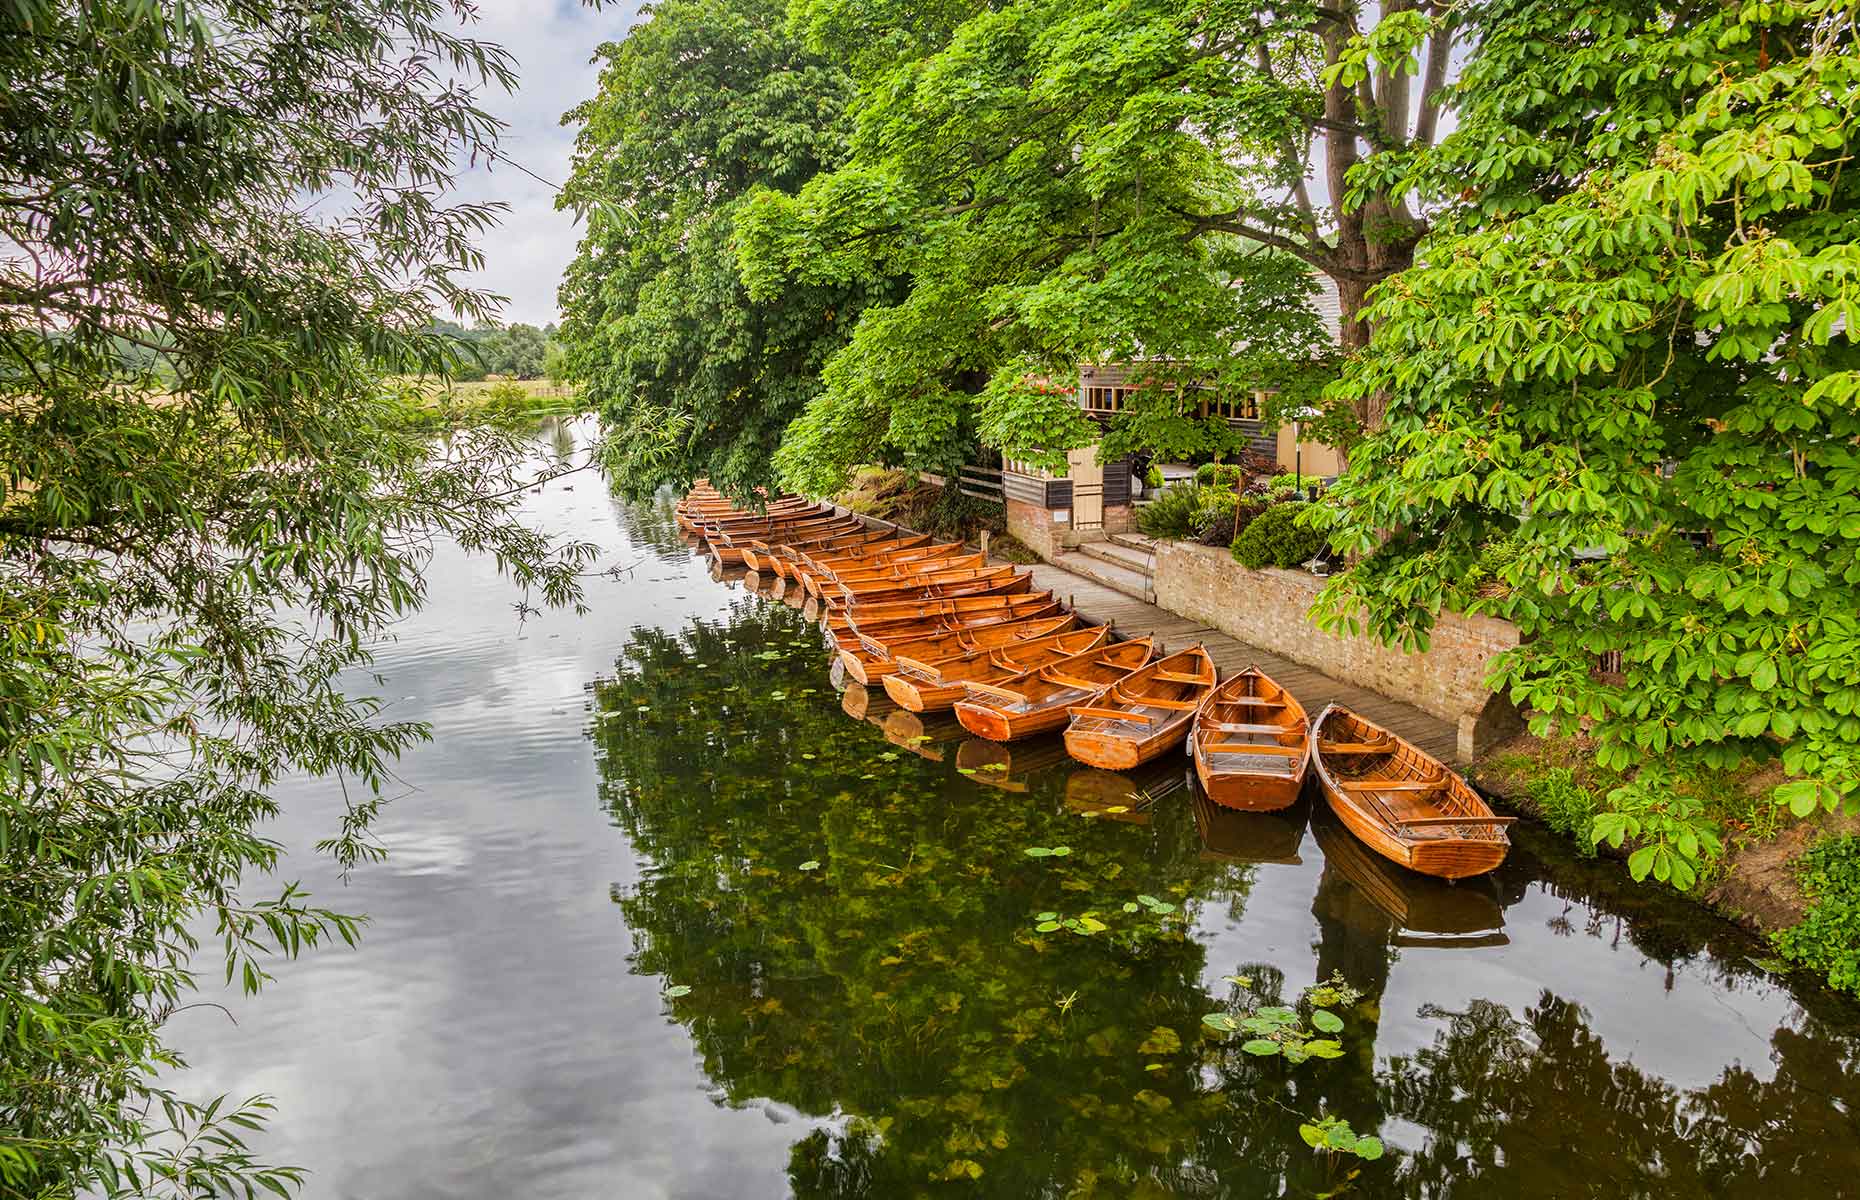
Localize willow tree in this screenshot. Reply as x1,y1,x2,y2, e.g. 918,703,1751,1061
1316,0,1860,884
557,0,890,500
0,2,593,1192
733,0,1460,492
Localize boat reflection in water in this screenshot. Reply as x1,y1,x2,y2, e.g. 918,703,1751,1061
1192,782,1309,865
1063,757,1188,825
953,735,1072,792
880,708,968,761
1311,806,1509,948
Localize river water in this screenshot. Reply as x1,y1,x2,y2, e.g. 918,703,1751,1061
172,418,1860,1198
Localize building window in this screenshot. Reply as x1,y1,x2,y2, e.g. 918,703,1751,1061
1205,391,1261,421
1082,386,1138,414
1003,457,1053,480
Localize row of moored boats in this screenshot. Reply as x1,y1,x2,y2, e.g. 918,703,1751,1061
677,485,1514,879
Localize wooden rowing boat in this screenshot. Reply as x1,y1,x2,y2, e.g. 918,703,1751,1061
953,638,1155,742
1189,667,1310,812
710,514,853,564
836,612,1077,686
823,550,987,593
751,526,899,578
834,603,1068,665
881,625,1112,712
1309,809,1508,943
829,565,1026,608
737,519,864,572
1310,704,1513,880
829,588,1058,642
1062,646,1217,770
801,541,970,597
793,537,956,594
676,494,813,532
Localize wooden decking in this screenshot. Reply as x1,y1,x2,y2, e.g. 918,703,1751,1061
1022,560,1460,764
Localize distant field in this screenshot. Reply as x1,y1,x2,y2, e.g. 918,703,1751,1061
391,376,577,401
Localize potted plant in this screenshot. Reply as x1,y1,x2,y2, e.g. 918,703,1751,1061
1142,464,1165,499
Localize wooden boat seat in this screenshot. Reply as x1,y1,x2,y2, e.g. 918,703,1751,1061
1338,779,1445,793
1320,740,1397,754
1153,670,1210,685
892,656,939,676
964,681,1028,702
1397,814,1518,828
1070,706,1154,724
1123,697,1200,711
1202,742,1305,756
1205,721,1298,735
1042,671,1104,689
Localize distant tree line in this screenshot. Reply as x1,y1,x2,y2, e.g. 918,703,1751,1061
432,319,565,383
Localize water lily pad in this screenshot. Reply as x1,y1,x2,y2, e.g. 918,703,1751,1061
1200,1013,1239,1034
1305,1039,1344,1059
1076,916,1107,934
1035,920,1061,933
1035,911,1058,921
798,860,821,871
664,984,692,998
1123,902,1140,913
1241,1038,1281,1056
1311,1008,1344,1033
1024,847,1053,858
1354,1136,1384,1160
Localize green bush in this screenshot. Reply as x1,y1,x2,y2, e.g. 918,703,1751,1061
1454,534,1525,605
1196,462,1245,489
1144,465,1165,488
1136,483,1206,539
1529,767,1600,855
1197,494,1268,547
1266,472,1305,498
484,380,531,413
1230,502,1325,569
1772,836,1860,995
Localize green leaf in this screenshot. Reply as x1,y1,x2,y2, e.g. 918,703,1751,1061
1241,1038,1282,1056
797,860,821,871
1354,1136,1385,1161
1201,1013,1239,1034
664,984,692,998
1310,1008,1344,1033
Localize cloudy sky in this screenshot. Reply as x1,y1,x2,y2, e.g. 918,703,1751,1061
450,1,644,328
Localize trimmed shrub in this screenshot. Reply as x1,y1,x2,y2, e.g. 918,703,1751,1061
1144,464,1165,488
1230,501,1325,569
1266,472,1305,498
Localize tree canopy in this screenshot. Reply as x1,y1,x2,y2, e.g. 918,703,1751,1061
1314,0,1860,877
557,0,891,500
0,2,591,1191
732,0,1461,493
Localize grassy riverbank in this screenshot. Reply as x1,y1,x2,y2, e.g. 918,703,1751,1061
1474,736,1860,996
389,376,588,428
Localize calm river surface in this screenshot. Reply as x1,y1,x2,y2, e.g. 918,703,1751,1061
172,419,1860,1198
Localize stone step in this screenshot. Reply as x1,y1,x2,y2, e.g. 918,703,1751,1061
1105,531,1161,555
1052,550,1155,604
1077,539,1155,574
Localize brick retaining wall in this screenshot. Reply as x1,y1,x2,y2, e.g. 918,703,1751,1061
1152,540,1522,761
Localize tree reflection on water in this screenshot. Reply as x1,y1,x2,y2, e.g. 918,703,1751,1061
589,597,1860,1198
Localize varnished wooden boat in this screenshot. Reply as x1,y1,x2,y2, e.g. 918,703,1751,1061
834,603,1069,666
737,519,865,572
1189,667,1310,812
694,502,830,535
828,565,1027,609
752,526,901,578
710,514,853,565
1193,786,1307,865
953,638,1155,742
833,584,1063,640
803,542,972,598
677,494,813,532
794,538,957,595
881,625,1112,712
822,549,987,594
1063,646,1217,770
836,612,1077,686
1309,809,1507,943
1310,704,1513,880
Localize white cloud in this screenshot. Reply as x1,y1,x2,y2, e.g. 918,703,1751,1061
448,1,645,327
